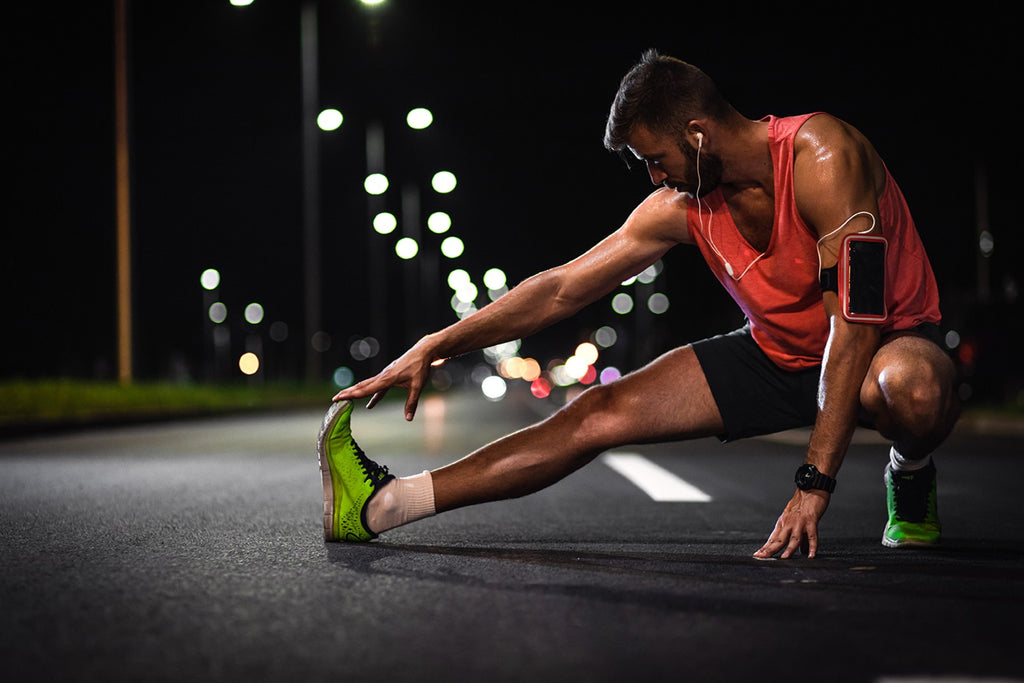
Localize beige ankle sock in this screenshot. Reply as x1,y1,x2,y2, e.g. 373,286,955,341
366,471,436,535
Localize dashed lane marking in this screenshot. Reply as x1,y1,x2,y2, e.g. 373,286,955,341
602,452,712,502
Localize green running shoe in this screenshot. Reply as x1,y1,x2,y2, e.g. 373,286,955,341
882,459,941,548
317,400,394,542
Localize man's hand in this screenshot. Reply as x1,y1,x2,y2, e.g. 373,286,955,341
332,336,439,421
753,489,831,559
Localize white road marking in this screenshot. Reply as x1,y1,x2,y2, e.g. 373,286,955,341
602,452,712,502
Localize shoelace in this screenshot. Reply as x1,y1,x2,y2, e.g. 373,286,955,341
352,440,391,486
890,470,933,521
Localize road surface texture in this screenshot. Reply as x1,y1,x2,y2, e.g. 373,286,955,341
1,389,1021,682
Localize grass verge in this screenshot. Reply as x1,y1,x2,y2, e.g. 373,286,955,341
0,379,337,434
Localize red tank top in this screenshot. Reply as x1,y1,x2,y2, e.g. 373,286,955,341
686,113,941,370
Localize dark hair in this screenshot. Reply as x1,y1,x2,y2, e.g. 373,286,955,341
603,50,730,154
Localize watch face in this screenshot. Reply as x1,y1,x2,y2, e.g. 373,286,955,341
795,464,817,490
795,464,835,492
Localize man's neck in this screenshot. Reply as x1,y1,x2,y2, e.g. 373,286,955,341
717,117,773,193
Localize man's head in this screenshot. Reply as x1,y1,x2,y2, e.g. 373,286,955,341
604,50,730,159
605,51,730,195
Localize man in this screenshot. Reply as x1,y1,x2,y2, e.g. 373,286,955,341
318,50,959,558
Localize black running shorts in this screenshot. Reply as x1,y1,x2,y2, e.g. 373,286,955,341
691,325,819,442
691,322,944,442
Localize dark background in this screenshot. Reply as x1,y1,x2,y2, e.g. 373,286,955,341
5,1,1020,405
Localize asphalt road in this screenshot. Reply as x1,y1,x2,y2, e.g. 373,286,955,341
1,389,1022,683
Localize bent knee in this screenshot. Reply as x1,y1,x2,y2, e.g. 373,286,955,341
862,354,955,434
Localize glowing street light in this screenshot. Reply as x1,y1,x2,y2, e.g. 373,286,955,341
427,211,451,234
373,212,398,235
208,302,227,324
447,268,471,290
431,171,457,193
440,236,464,258
364,173,389,195
200,268,220,290
395,237,419,260
244,303,265,324
239,352,260,375
483,268,507,290
407,107,433,130
611,292,634,314
317,108,343,131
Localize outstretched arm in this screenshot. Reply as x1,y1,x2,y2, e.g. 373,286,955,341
755,115,886,559
334,189,690,420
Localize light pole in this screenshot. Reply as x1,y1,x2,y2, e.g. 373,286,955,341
113,0,133,385
300,1,321,383
302,0,389,382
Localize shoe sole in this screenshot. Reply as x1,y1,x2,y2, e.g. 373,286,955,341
317,400,350,542
881,536,939,549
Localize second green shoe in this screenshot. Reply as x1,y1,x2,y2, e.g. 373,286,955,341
317,400,394,542
882,459,941,548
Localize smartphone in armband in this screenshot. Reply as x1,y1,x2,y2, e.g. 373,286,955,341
839,234,888,323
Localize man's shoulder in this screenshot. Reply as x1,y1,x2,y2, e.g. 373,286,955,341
635,187,693,221
791,113,862,150
627,188,694,244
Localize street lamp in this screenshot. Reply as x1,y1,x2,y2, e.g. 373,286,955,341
299,0,389,383
300,1,321,382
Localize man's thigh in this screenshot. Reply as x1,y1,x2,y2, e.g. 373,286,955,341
578,344,726,446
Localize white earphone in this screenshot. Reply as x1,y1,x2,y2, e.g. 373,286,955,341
695,129,875,283
695,130,757,280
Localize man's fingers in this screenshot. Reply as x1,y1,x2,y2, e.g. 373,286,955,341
367,389,389,409
753,536,783,559
754,530,817,560
780,533,803,560
334,377,379,402
803,533,817,558
403,383,424,421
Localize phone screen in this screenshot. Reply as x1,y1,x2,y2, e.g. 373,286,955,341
844,237,886,321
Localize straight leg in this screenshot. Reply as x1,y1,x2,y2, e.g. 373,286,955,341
431,345,725,512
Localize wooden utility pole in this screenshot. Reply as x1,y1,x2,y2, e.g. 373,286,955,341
114,0,133,384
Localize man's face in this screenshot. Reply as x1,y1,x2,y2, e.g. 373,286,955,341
627,125,721,197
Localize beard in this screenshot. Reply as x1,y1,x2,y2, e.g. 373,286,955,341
682,139,723,197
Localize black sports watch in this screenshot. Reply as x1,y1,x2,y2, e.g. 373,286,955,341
794,464,837,493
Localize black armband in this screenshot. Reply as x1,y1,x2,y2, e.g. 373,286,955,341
819,265,839,293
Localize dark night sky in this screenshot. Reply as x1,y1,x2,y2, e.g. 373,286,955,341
5,1,1020,398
